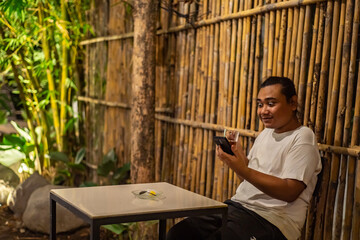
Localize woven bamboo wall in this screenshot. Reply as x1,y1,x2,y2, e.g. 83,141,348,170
81,0,360,239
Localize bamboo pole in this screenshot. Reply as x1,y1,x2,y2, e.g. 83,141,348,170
231,5,244,127
293,5,306,91
59,0,68,152
313,2,334,238
297,5,311,122
195,25,210,193
176,3,188,188
185,24,201,191
267,0,276,77
303,4,320,126
191,25,208,192
351,62,360,240
309,3,325,131
304,4,320,127
262,0,271,81
200,26,214,195
332,0,354,238
283,6,293,77
38,2,61,150
323,1,346,238
272,0,281,76
250,0,262,134
276,5,287,76
226,1,239,198
343,1,360,238
211,23,221,200
287,6,299,80
324,0,341,141
314,0,333,141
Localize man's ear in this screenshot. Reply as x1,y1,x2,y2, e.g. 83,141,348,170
290,95,298,109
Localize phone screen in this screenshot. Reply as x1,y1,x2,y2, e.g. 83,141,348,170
213,136,234,155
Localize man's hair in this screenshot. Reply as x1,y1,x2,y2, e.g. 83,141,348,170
260,76,297,102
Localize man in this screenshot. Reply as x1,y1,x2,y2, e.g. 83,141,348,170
166,76,322,240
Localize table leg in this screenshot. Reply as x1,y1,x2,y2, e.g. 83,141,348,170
221,209,228,240
50,197,56,240
90,221,100,240
159,219,166,240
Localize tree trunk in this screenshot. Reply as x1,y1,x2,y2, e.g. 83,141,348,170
131,0,157,184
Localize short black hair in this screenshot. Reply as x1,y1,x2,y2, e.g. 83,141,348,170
260,76,297,102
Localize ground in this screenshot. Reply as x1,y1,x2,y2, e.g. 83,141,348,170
0,205,119,240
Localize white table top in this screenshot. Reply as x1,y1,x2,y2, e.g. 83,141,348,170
50,182,227,219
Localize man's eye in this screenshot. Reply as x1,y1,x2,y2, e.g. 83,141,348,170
268,102,275,106
257,103,263,108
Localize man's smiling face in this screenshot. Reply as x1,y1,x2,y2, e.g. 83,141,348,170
257,84,298,133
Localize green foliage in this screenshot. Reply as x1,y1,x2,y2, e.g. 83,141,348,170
97,149,131,185
0,0,92,177
49,147,86,186
0,121,37,176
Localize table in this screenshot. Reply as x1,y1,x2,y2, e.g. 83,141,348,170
50,182,228,240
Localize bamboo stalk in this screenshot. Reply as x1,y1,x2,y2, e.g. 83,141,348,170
276,6,287,76
262,0,271,81
206,1,219,198
211,22,221,200
332,0,354,237
323,1,346,238
297,5,311,121
191,26,208,192
250,0,262,133
342,0,360,238
314,0,333,142
309,3,325,131
293,5,306,91
185,27,201,190
272,0,281,76
196,25,210,193
155,119,162,182
351,60,360,240
38,2,61,150
200,25,213,195
324,0,341,141
304,4,320,127
231,14,244,127
283,6,293,77
267,0,276,77
59,0,68,152
287,6,299,80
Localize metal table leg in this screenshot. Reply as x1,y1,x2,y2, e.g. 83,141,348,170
50,197,56,240
90,221,100,240
159,219,166,240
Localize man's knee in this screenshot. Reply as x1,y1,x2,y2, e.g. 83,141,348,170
166,218,203,240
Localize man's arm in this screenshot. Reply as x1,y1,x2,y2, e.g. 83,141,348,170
216,144,306,203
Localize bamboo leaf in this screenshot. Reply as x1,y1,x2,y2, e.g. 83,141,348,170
75,147,85,164
10,120,31,142
0,148,25,166
102,224,128,235
49,151,69,163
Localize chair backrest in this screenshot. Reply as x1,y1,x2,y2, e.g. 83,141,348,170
300,156,325,240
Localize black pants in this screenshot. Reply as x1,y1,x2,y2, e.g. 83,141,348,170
166,200,287,240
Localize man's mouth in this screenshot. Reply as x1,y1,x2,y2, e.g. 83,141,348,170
261,116,272,122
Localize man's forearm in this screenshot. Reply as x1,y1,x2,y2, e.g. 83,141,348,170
236,166,305,202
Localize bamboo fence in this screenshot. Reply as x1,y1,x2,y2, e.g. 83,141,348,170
80,0,360,239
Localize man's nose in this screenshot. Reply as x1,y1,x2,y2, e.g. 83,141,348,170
260,105,269,114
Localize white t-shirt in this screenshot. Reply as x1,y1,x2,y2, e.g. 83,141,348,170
231,126,322,240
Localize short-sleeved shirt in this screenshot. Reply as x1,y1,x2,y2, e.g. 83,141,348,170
231,126,322,240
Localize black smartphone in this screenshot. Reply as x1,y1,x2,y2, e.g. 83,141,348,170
213,136,234,155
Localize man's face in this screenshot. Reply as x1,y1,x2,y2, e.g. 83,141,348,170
257,84,298,133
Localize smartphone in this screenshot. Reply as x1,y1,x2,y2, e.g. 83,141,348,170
213,136,234,155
